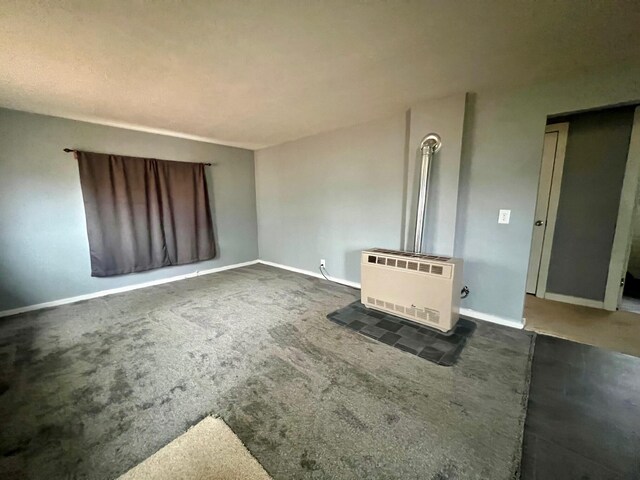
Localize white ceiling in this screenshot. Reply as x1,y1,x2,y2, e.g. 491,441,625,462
1,1,639,149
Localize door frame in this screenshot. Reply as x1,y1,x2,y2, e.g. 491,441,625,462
604,106,640,311
530,122,570,297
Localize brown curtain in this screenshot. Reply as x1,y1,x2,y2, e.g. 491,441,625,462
76,151,215,277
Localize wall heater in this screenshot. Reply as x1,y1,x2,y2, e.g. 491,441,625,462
360,133,464,332
360,249,462,332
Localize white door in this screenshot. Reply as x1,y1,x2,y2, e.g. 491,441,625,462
526,123,569,295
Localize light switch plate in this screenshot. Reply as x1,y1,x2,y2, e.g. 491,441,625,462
498,209,511,224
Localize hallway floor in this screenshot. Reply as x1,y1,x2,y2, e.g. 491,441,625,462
520,335,640,479
524,294,640,357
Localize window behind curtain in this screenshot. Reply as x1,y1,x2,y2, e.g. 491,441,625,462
76,151,216,277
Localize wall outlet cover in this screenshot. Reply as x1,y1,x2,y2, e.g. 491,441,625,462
498,209,511,224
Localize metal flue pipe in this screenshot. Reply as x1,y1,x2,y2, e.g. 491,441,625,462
413,133,442,253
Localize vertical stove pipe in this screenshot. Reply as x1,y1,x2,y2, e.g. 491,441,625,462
413,133,442,253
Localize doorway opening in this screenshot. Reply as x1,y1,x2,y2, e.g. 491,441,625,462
524,104,640,351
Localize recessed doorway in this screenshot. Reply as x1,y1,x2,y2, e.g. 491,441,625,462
525,104,640,350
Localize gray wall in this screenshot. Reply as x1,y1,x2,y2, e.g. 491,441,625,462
0,108,258,312
255,114,407,281
256,62,640,324
546,107,635,300
255,94,467,285
403,94,467,255
4,63,640,323
455,63,640,322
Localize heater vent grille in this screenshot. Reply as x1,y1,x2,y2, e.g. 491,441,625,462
364,254,449,278
367,248,451,262
365,297,441,325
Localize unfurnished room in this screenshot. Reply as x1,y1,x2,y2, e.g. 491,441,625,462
1,2,640,479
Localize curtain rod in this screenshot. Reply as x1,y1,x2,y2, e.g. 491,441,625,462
62,148,212,166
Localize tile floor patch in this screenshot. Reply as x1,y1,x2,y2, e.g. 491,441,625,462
327,301,476,366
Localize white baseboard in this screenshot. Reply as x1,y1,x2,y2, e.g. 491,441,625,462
0,260,259,318
459,308,524,329
258,260,524,329
257,260,361,289
2,258,525,331
543,292,604,309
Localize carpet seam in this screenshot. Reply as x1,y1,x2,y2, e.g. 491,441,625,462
511,332,536,480
210,415,275,479
118,415,273,479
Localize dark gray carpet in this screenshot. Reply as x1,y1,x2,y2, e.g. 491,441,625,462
0,264,534,479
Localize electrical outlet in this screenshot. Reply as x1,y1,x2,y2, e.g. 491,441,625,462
320,259,326,268
498,209,511,224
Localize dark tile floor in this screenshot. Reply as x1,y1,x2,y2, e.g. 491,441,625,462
327,301,476,366
520,335,640,480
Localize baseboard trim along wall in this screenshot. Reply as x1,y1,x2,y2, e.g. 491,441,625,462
0,260,259,318
458,308,524,329
1,258,525,329
257,260,362,289
543,292,605,309
258,260,524,329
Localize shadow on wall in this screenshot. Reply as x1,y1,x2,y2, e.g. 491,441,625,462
0,280,30,314
205,166,221,261
453,93,477,258
344,250,364,284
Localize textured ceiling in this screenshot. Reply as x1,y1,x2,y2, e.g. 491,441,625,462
1,1,639,149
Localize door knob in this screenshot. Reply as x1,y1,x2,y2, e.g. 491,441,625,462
535,220,545,226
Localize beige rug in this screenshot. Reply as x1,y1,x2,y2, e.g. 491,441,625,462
525,295,640,357
119,417,272,480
